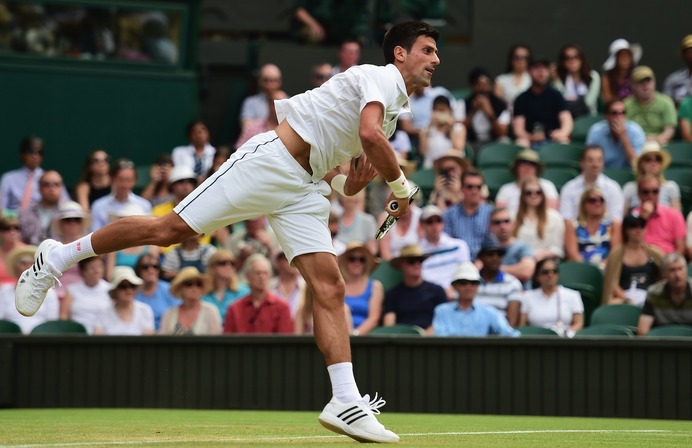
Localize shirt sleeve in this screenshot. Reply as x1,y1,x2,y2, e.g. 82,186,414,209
431,305,450,336
673,209,687,239
629,122,646,154
356,68,398,115
662,95,678,127
489,307,520,337
641,297,655,317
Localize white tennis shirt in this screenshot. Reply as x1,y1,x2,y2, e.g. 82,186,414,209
275,63,411,182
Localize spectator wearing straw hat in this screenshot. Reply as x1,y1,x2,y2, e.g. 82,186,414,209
383,244,447,333
622,141,680,213
160,267,221,335
495,150,559,215
662,35,692,104
93,266,155,335
431,262,519,337
0,245,59,333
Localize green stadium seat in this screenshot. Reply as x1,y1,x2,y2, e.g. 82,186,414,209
30,320,88,335
451,87,471,101
371,261,403,293
481,167,515,202
517,325,560,336
560,282,599,326
571,114,603,143
539,143,584,169
134,164,152,194
646,324,692,337
575,324,634,337
603,167,636,187
542,167,579,191
559,262,604,325
664,141,692,167
664,167,692,215
590,304,641,329
410,168,436,204
476,142,523,169
368,324,425,336
0,319,22,334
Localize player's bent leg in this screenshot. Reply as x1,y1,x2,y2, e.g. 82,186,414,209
292,252,400,444
91,212,196,253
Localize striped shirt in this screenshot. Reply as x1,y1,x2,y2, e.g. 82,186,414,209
420,233,470,290
642,280,692,326
476,271,523,314
443,203,494,259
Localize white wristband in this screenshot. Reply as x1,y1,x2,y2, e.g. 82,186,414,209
387,172,411,198
330,174,350,196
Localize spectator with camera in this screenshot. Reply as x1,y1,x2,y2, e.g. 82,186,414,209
428,150,470,212
418,95,467,169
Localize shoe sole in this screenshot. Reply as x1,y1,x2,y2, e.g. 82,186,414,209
318,413,399,443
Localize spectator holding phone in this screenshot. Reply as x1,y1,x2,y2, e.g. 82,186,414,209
428,150,470,212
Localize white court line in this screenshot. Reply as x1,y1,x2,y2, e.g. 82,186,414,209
0,429,684,448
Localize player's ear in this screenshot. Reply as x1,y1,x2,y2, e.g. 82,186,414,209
393,46,406,63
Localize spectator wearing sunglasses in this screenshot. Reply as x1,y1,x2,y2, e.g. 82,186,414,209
93,266,155,335
488,207,536,287
622,141,680,213
632,175,686,256
514,177,565,261
383,244,447,333
18,170,66,245
134,253,180,330
1,136,68,214
160,267,221,335
418,205,470,297
310,62,332,88
202,249,249,322
432,262,519,337
337,243,383,336
519,257,583,337
586,100,645,169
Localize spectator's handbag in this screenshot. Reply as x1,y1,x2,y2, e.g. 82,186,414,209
567,97,590,118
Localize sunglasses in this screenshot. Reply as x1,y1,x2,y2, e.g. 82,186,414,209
586,197,604,204
215,260,235,267
182,280,204,288
61,217,83,223
523,189,543,197
405,259,424,265
463,184,483,190
40,181,62,188
348,256,367,263
491,218,511,225
116,283,137,290
642,156,662,163
539,268,559,275
455,279,480,286
639,188,660,195
563,54,580,61
608,110,626,116
423,217,443,225
139,263,160,270
313,73,330,80
0,225,20,231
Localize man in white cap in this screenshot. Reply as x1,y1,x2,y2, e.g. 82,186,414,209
624,66,677,146
431,262,519,337
418,204,470,298
663,34,692,104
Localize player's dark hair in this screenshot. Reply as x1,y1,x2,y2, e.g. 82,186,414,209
382,22,439,64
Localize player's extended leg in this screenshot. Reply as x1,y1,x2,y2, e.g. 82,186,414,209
292,252,400,444
15,212,195,316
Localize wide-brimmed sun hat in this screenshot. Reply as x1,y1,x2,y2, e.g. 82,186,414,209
390,244,431,270
170,266,211,297
50,201,91,237
7,245,37,278
602,38,642,71
337,242,379,274
108,266,143,298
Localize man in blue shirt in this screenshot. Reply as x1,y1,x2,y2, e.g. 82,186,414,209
443,169,494,259
432,262,519,337
586,99,645,168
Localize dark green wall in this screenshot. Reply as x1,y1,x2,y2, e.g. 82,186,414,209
2,335,691,419
0,62,199,188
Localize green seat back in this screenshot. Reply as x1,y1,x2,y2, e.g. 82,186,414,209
0,319,22,334
571,115,603,143
476,142,523,169
31,320,88,335
602,168,636,187
517,325,559,336
481,167,515,202
646,324,692,337
575,324,634,337
539,143,584,169
369,324,425,336
590,304,642,328
371,262,403,293
542,167,578,191
410,168,436,204
664,141,692,167
560,282,599,326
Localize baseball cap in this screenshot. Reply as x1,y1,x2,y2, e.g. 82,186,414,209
478,242,507,257
420,205,443,221
632,66,655,82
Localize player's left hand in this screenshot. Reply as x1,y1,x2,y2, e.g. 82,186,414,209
385,192,410,218
344,155,378,196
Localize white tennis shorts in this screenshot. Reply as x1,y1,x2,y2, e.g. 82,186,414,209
174,130,335,263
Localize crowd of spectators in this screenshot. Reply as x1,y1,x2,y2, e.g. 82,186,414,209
2,28,692,338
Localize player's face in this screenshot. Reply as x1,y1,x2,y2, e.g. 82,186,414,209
401,36,439,92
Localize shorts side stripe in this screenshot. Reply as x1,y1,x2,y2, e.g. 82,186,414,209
177,136,279,214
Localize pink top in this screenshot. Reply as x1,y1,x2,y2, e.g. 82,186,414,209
637,204,686,254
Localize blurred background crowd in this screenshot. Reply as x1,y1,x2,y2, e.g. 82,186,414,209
1,0,692,339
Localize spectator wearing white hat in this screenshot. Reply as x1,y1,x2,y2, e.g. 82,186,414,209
93,266,155,335
624,66,677,146
663,35,692,104
601,38,642,103
418,204,470,297
431,262,519,337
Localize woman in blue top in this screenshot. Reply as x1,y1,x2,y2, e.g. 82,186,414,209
564,187,622,269
133,253,179,330
338,242,384,335
201,249,249,322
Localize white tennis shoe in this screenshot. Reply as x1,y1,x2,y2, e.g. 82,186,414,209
15,239,63,317
318,393,400,443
